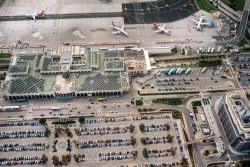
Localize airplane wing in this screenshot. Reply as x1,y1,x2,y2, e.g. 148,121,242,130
200,23,209,26
121,25,125,30
192,19,199,24
154,29,162,33
112,31,121,35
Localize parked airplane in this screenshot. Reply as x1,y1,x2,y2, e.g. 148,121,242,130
112,22,128,37
192,16,209,30
26,10,46,21
152,23,171,35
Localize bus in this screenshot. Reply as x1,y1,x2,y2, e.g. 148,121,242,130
97,98,106,101
201,67,207,73
171,68,178,75
168,69,174,75
52,106,61,111
164,68,171,75
185,68,190,74
178,68,183,74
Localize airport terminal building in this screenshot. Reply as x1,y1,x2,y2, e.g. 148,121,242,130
216,90,250,153
4,45,151,100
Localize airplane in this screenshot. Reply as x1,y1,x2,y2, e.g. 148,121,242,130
152,22,171,35
26,10,46,21
111,22,129,37
192,16,209,31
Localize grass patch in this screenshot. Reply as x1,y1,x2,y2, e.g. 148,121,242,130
172,109,183,119
138,91,200,96
207,162,226,167
195,0,216,12
0,53,12,58
135,100,143,106
235,159,250,167
171,48,178,53
0,76,5,80
198,60,222,67
191,100,202,106
221,0,246,11
153,98,183,105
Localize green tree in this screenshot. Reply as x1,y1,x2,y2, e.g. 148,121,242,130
139,123,145,132
142,148,148,158
39,118,46,125
78,116,85,123
52,155,60,166
41,154,48,164
129,124,135,133
140,137,147,145
131,136,137,146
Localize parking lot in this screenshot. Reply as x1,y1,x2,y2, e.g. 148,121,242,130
136,67,235,94
0,121,50,166
229,54,250,88
76,113,187,167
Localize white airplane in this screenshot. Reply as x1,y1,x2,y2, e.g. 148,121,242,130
26,10,46,21
152,23,171,35
192,16,209,31
112,22,128,37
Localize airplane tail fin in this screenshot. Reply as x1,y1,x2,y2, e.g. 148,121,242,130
162,24,166,29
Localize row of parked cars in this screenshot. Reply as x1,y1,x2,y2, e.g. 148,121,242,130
142,136,172,145
80,139,131,149
133,115,170,121
0,131,45,139
174,123,185,158
0,156,44,166
0,122,41,127
239,63,250,69
147,149,174,158
80,126,130,136
0,142,47,152
143,124,169,132
98,117,130,123
99,151,135,161
146,163,173,167
237,56,250,62
78,155,85,162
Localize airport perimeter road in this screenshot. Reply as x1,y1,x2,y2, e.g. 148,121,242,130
216,0,250,45
0,12,123,21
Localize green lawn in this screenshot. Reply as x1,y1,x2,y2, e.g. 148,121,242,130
221,0,246,11
195,0,216,12
191,100,202,106
153,98,184,105
0,53,12,58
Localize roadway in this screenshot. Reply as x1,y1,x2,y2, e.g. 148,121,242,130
216,0,250,45
0,12,123,21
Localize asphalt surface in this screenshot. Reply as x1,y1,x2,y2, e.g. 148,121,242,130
0,12,123,21
123,0,198,24
0,0,198,24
